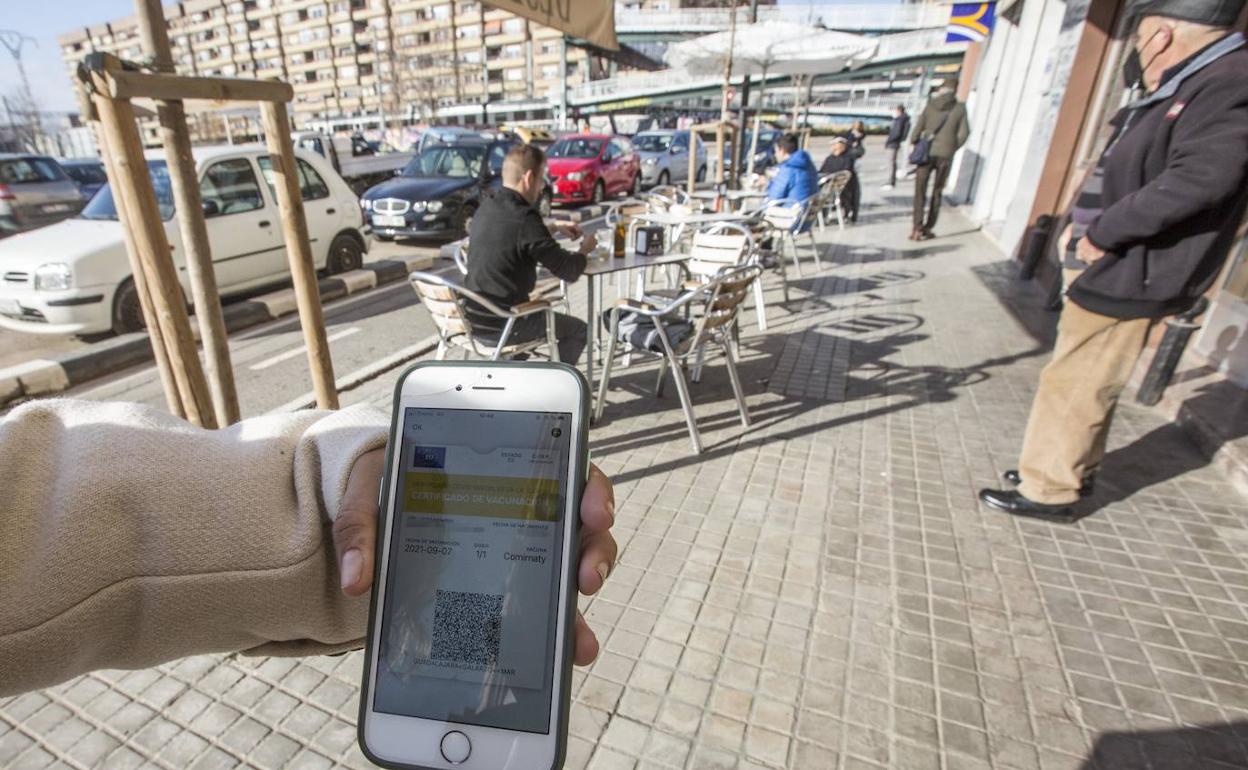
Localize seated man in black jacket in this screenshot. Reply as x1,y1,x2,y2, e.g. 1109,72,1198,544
464,144,596,363
820,136,860,223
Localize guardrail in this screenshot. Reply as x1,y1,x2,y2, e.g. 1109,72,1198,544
616,4,948,33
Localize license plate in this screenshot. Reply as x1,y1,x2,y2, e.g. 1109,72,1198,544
0,298,21,316
374,215,406,228
42,203,71,214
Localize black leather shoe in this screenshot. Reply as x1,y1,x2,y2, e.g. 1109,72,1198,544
978,488,1075,521
1002,469,1095,497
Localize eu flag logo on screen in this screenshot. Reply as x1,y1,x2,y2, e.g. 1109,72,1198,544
946,2,996,43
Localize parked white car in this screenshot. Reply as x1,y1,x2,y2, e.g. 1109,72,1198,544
0,145,369,336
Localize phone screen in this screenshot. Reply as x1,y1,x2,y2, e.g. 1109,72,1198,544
373,407,573,734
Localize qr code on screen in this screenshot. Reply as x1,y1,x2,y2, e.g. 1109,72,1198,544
431,589,504,666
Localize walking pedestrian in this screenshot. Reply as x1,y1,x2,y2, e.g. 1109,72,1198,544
909,81,970,240
979,0,1248,520
847,120,868,160
883,105,910,189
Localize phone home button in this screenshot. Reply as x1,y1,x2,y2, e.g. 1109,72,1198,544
440,731,471,765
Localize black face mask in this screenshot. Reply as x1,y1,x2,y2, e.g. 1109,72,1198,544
1122,29,1164,90
1122,47,1145,88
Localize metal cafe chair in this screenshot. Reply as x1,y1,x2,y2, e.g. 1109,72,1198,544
409,270,560,361
642,222,771,331
757,198,821,277
817,171,852,232
595,264,763,454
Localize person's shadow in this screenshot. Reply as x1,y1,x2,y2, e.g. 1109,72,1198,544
1080,720,1248,768
1078,378,1248,517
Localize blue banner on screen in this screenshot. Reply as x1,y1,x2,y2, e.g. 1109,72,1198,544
946,2,996,43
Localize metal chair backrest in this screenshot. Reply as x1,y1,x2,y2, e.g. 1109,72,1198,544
411,272,472,339
762,199,806,232
605,201,648,228
825,170,853,194
686,224,753,280
452,239,469,276
687,264,762,350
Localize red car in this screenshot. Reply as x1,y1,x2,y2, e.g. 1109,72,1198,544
546,134,641,206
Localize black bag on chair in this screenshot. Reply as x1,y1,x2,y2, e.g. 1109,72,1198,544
908,111,950,167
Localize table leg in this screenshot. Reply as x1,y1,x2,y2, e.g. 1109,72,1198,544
586,274,596,422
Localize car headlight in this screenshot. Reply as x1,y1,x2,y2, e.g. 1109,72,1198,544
643,157,658,166
426,200,443,213
565,171,585,181
411,201,427,213
34,263,72,292
360,199,372,210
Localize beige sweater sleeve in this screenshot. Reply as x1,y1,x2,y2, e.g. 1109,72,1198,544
0,399,388,697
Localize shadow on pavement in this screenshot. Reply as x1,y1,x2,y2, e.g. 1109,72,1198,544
1079,720,1248,769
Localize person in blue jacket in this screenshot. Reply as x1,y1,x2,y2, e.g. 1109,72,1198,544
764,133,819,203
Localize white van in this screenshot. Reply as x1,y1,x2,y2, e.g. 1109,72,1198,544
0,145,369,336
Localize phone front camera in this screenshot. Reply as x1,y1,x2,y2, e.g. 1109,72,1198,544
551,428,562,438
455,385,463,391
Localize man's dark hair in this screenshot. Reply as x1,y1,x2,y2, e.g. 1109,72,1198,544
776,133,800,155
502,143,546,185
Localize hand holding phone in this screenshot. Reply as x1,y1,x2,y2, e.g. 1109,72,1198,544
359,361,599,770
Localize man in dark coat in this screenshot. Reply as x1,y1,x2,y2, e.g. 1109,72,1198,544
909,82,970,240
980,0,1248,519
883,105,910,189
820,136,861,223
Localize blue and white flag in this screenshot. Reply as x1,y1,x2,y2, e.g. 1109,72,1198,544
946,2,997,43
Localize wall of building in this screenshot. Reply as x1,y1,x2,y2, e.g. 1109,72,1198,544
949,0,1093,254
57,0,590,135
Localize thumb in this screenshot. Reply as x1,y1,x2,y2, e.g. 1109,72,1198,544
332,448,385,597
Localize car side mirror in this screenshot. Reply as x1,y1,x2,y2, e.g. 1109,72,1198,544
201,200,219,217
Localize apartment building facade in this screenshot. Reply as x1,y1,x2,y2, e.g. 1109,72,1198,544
58,0,593,135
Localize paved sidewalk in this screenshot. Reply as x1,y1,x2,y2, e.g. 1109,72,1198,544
4,156,1248,770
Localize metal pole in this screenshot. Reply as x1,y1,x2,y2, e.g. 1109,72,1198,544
134,0,241,426
734,0,760,166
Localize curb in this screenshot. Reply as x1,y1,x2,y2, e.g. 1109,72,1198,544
0,255,434,408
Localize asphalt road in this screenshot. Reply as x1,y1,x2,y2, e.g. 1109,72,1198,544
46,218,609,417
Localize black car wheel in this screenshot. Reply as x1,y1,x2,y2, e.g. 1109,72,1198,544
629,174,640,197
455,202,477,238
591,181,605,205
327,232,364,274
657,170,670,188
111,278,144,335
697,165,707,183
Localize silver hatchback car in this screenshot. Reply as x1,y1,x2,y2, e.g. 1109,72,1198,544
635,130,708,189
0,154,85,239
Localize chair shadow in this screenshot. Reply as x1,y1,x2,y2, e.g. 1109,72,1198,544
1079,721,1248,769
594,323,1047,482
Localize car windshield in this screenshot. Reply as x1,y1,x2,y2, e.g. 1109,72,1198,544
402,146,485,178
548,138,603,159
633,134,673,153
63,163,107,186
79,160,175,221
0,157,67,184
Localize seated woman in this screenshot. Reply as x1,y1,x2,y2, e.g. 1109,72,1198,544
820,136,861,223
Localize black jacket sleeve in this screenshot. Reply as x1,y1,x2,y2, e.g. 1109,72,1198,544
518,208,587,283
1087,91,1248,252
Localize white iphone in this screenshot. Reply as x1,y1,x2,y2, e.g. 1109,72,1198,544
358,361,589,770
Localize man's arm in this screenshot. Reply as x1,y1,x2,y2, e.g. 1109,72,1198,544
1087,92,1248,252
519,208,588,282
910,109,926,143
956,107,971,149
0,400,387,697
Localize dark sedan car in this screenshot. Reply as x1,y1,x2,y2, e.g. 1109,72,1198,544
60,158,109,200
362,134,552,239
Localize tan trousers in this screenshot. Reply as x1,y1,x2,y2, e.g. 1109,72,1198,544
1017,295,1153,505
